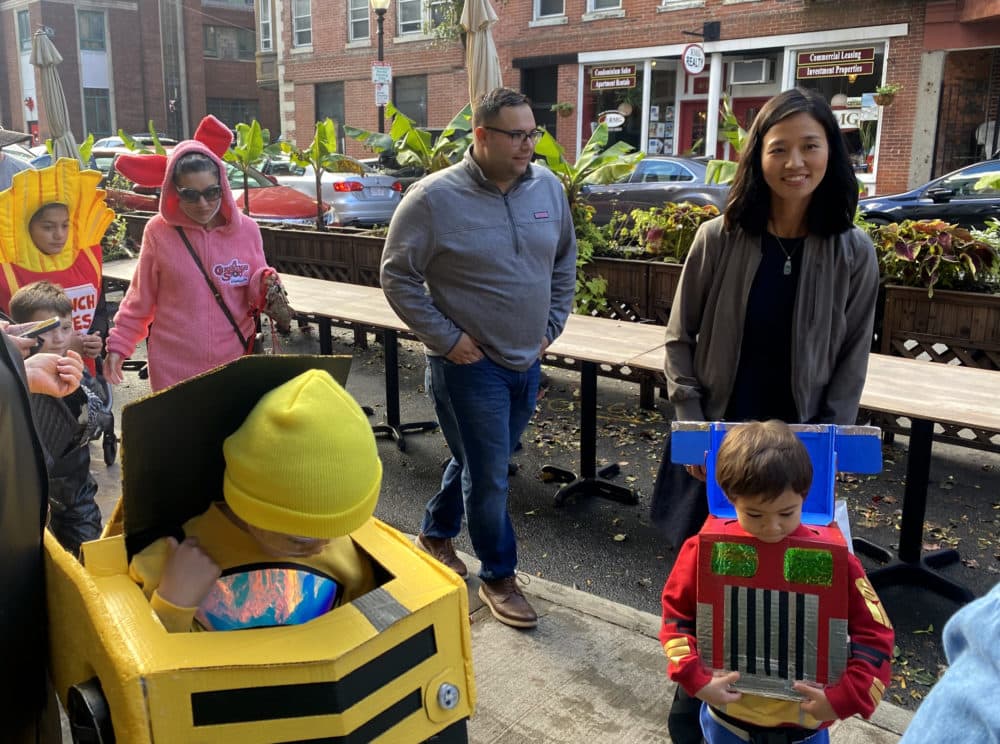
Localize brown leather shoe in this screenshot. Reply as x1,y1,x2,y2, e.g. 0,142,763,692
478,576,538,629
416,533,468,578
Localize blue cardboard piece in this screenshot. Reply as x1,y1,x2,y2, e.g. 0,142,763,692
671,422,882,525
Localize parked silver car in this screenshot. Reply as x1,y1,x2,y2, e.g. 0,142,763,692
262,156,402,227
579,155,730,226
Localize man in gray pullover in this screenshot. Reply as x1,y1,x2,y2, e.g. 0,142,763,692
381,87,577,628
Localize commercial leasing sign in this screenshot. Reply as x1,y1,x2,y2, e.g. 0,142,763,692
796,47,875,80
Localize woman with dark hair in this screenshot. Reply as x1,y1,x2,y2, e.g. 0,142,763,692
104,116,291,391
651,88,878,744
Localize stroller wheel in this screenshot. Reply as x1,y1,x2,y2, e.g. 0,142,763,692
103,431,118,467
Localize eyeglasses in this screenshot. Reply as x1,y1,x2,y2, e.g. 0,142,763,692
483,126,544,146
176,185,223,203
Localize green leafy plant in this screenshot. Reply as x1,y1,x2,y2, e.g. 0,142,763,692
223,119,270,216
875,83,901,96
280,118,361,230
550,102,575,117
705,95,746,185
426,0,508,44
45,133,95,164
870,219,999,297
101,212,135,261
118,121,171,154
623,202,721,263
344,103,472,174
534,123,643,314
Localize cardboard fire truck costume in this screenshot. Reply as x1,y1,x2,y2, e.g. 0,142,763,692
0,158,113,333
664,422,893,728
45,355,476,743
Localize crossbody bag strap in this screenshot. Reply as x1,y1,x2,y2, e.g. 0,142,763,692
175,226,249,350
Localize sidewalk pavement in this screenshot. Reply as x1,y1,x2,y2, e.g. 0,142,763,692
458,546,912,744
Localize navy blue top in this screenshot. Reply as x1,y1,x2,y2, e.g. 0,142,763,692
725,232,803,423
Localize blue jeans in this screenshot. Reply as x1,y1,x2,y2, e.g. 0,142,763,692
699,704,829,744
422,354,540,581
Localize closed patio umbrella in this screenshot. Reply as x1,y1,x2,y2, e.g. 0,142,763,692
461,0,503,105
30,30,82,164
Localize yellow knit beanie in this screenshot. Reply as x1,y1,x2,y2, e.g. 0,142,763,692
222,369,382,538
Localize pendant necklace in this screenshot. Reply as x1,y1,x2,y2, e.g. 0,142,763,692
770,224,802,276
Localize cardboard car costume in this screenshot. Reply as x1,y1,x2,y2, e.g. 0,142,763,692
663,423,894,729
45,355,476,743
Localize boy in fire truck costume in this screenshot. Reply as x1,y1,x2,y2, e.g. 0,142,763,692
660,421,893,744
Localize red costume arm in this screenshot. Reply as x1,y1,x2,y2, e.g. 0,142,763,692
823,555,894,719
660,536,713,697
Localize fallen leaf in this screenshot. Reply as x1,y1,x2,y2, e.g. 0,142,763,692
613,533,627,542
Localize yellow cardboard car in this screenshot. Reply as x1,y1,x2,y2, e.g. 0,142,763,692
45,355,476,743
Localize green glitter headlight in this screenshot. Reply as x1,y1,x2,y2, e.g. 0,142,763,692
711,542,758,577
784,548,833,586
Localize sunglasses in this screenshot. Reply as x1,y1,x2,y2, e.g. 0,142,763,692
176,185,223,203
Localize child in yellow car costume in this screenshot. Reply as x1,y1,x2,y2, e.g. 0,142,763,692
129,368,380,632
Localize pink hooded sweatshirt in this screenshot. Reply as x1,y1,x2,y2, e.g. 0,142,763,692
106,119,273,391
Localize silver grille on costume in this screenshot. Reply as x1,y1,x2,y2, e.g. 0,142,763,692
697,587,848,701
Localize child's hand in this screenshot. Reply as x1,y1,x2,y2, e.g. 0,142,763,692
157,537,221,609
78,332,104,359
793,681,837,722
695,670,743,708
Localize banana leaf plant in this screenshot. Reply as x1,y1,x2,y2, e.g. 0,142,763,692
118,121,172,154
280,118,362,230
533,123,643,315
705,95,746,185
343,103,473,174
224,119,270,215
533,122,644,208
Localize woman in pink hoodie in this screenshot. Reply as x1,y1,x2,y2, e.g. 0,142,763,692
105,116,289,391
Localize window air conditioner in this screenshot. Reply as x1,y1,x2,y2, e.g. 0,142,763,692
731,59,771,85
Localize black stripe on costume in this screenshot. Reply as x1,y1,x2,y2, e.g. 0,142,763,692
795,592,806,680
276,690,424,743
729,585,740,672
190,626,436,725
778,591,789,679
850,641,891,668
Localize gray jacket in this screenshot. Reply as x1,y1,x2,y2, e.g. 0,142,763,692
381,148,577,372
665,216,878,424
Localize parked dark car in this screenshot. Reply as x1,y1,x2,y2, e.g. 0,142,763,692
859,159,1000,228
579,155,730,226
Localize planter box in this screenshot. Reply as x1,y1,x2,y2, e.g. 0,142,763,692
880,285,1000,369
647,262,684,326
872,284,1000,452
257,225,387,286
589,256,650,321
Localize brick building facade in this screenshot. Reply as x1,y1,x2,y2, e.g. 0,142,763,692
263,0,1000,196
0,0,279,145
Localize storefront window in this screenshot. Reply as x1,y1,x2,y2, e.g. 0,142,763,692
646,68,676,154
582,63,643,150
792,44,885,174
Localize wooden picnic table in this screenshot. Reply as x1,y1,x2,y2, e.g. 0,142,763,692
106,260,998,602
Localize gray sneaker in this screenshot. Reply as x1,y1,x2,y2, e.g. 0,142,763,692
416,533,469,578
478,575,538,629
